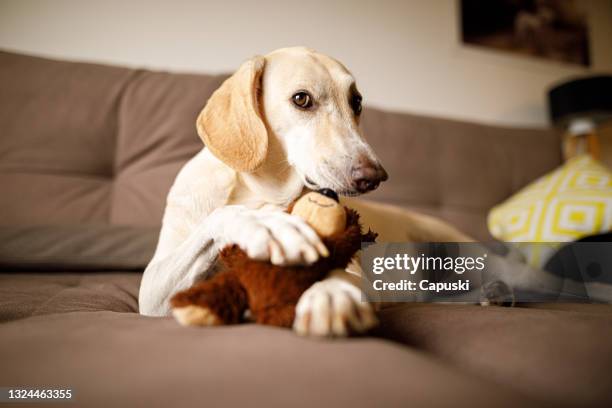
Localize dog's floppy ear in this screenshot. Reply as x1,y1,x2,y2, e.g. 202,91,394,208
196,56,267,172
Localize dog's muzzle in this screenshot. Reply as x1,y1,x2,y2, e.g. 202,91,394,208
351,160,388,193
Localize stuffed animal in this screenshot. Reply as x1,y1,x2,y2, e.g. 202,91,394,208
170,189,377,328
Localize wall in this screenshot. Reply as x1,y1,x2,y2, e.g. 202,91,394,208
0,0,611,127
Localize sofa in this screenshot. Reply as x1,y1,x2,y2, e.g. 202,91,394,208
1,50,611,408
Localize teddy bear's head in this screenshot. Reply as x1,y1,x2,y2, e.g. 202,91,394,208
291,189,347,237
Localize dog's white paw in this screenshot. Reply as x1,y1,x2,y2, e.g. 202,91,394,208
293,277,378,337
172,305,221,327
215,207,328,266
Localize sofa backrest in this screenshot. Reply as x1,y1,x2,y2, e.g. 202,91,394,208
361,109,562,239
0,51,225,227
0,51,562,240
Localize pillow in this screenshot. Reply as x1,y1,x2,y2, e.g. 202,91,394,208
0,225,159,271
488,155,612,267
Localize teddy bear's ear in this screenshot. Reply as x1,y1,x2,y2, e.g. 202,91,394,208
196,56,268,173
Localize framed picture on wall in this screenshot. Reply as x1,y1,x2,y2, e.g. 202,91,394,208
460,0,591,66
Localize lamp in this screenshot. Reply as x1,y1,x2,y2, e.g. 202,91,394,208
548,75,612,160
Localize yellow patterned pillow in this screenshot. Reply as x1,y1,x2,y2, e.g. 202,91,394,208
488,155,612,266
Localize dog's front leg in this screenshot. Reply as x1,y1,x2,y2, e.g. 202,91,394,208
139,211,230,317
293,258,378,337
139,205,328,317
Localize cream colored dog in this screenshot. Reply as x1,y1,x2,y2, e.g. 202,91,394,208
138,47,469,336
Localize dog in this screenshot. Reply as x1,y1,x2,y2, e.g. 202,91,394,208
138,46,506,336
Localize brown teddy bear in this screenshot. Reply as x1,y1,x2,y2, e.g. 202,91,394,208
170,189,377,328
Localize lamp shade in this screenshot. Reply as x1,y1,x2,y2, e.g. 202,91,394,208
548,75,612,126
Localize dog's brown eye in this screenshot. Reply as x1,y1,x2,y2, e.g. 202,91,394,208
350,93,362,115
292,92,313,109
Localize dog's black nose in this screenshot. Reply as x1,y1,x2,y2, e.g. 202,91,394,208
351,159,388,194
317,188,339,202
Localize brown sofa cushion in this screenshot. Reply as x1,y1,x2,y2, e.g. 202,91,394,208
0,308,538,408
361,108,563,239
1,271,610,408
111,70,226,225
0,225,158,271
0,51,132,225
0,51,225,227
0,273,140,322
